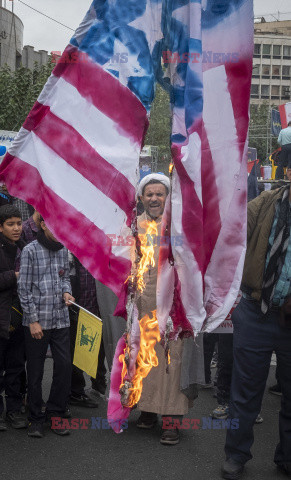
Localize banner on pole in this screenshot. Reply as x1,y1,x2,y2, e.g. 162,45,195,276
73,309,103,378
271,109,282,137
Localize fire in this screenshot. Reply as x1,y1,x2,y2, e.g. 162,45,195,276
119,310,160,408
136,220,158,293
119,219,161,408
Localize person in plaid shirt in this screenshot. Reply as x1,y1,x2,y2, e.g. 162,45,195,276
18,217,74,438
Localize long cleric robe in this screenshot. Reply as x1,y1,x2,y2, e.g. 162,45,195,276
136,212,192,415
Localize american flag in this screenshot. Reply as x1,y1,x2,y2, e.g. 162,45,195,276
0,0,253,336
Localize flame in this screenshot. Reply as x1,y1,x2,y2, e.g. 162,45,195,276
119,310,160,408
136,220,158,293
119,219,162,407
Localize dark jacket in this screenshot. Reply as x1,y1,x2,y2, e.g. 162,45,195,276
242,186,289,301
0,233,25,339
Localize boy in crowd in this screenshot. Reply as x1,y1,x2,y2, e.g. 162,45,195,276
0,205,26,430
18,216,74,438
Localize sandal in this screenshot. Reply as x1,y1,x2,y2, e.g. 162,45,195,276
160,427,180,445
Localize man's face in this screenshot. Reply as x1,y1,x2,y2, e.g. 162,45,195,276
286,168,291,182
41,221,59,242
141,183,167,220
0,217,22,243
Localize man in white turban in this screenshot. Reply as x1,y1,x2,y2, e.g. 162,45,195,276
135,173,195,446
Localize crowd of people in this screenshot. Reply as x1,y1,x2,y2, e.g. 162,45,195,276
0,166,291,479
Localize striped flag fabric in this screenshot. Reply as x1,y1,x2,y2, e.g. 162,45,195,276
157,0,253,336
279,102,291,128
0,0,253,336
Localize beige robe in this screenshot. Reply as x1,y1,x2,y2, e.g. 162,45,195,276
136,213,191,415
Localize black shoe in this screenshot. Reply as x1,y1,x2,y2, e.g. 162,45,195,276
63,405,72,419
136,411,158,429
269,384,282,396
222,458,244,480
6,411,27,429
69,394,98,408
0,417,7,431
91,384,107,396
50,422,70,436
28,422,44,438
277,464,291,476
160,428,180,445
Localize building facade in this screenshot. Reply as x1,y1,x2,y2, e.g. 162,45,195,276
251,20,291,106
0,5,48,71
0,5,23,70
21,45,48,70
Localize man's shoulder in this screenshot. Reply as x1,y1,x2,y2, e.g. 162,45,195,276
251,186,286,204
22,240,40,253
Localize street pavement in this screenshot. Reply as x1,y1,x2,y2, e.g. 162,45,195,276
0,362,287,480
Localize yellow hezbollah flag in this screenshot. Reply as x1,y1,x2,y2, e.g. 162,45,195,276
73,309,103,378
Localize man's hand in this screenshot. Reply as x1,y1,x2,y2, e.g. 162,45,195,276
29,322,44,340
15,272,19,279
63,293,75,306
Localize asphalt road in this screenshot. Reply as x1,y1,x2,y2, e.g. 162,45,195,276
0,362,286,480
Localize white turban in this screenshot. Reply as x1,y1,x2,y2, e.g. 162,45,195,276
137,173,170,197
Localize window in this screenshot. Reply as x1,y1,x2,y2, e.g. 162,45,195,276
261,85,269,96
272,65,280,76
271,85,280,96
262,44,271,55
282,86,290,98
251,84,259,95
262,65,270,76
282,65,291,77
273,45,281,56
254,44,261,55
283,46,291,57
252,64,260,76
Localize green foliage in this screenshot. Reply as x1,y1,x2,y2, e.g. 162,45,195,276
145,83,172,172
249,103,276,162
0,60,54,131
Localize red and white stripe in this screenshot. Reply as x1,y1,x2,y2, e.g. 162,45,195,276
0,46,148,298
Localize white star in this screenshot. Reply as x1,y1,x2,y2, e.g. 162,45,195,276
103,38,148,86
129,1,163,54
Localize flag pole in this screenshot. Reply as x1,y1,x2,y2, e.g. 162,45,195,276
68,301,103,323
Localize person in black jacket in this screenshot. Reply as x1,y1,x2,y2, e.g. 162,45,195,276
0,204,27,430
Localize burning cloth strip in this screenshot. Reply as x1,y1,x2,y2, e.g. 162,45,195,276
108,219,163,431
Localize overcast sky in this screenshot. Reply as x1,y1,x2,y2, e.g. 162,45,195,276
4,0,291,53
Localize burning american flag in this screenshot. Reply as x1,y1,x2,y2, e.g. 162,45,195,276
0,0,253,337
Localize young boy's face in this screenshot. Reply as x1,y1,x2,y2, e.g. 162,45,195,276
0,217,22,243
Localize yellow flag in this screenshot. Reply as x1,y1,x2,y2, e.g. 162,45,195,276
73,309,103,378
